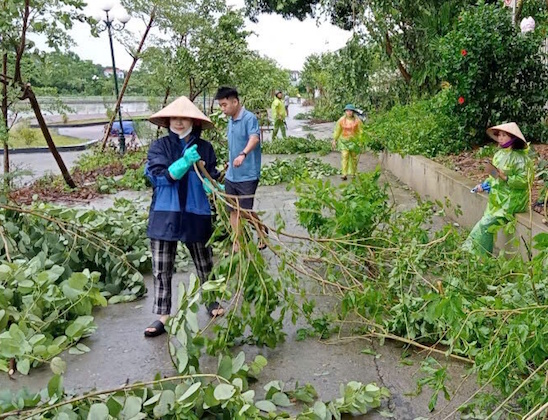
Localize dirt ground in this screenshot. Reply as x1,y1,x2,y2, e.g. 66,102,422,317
433,143,548,216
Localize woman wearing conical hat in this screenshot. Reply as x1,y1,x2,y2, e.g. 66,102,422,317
463,122,534,255
144,96,224,337
332,104,363,180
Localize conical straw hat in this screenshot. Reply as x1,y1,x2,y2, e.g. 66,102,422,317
486,122,526,143
149,96,214,129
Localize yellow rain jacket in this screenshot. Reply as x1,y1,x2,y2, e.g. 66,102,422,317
271,97,286,121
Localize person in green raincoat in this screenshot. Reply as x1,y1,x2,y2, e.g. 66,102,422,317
271,90,287,139
463,122,533,255
332,104,363,180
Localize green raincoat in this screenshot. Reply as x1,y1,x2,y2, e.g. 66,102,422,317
463,147,533,255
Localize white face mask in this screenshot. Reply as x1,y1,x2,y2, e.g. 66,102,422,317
178,126,193,140
171,125,192,139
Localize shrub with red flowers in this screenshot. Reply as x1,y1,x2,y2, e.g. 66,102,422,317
438,2,548,146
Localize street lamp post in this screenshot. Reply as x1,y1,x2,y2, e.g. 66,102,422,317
95,2,130,154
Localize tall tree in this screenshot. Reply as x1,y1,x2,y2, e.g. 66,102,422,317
244,0,487,90
0,0,87,188
126,0,248,110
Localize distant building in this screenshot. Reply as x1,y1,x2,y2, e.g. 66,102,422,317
103,67,125,79
289,70,301,85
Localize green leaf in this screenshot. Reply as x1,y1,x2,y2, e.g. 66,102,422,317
16,359,30,375
217,355,233,379
153,390,175,417
255,400,277,413
313,401,327,418
68,343,91,355
87,403,109,420
47,374,64,398
232,351,246,373
213,383,236,401
50,357,66,375
120,396,142,419
177,382,201,403
272,392,292,407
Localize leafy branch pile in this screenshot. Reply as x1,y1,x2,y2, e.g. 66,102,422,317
0,272,389,419
0,199,153,374
74,147,149,194
260,157,338,186
0,259,104,376
8,148,149,203
292,172,548,416
262,135,332,156
4,161,547,417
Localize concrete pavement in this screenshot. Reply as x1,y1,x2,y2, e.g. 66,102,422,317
0,150,479,419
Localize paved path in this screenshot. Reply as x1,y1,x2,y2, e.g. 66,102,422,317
7,150,85,187
0,152,478,419
1,105,482,417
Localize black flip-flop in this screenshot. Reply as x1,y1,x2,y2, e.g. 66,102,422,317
144,320,166,337
207,302,225,318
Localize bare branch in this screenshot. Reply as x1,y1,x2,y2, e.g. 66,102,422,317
13,0,30,84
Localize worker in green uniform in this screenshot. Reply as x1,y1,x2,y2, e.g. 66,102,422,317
463,122,533,255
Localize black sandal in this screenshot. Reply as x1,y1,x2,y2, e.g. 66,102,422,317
207,302,225,318
144,320,166,337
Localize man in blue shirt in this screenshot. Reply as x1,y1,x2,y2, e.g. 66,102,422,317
215,86,267,251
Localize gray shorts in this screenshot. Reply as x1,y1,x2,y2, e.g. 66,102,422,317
224,179,259,212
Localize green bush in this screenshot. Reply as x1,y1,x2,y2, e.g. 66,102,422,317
362,91,463,157
311,100,341,122
262,135,331,155
12,121,38,146
260,157,338,186
75,147,147,173
294,112,311,120
438,2,548,145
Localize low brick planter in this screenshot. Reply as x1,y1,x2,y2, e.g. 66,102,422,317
380,152,546,256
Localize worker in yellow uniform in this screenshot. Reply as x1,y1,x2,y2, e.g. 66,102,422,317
332,104,363,180
271,90,287,139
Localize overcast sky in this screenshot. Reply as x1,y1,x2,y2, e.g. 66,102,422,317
65,0,351,71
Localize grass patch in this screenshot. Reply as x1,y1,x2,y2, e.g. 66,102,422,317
9,127,86,148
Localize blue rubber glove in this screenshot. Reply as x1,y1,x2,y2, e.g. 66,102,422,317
203,178,225,195
471,180,491,194
168,145,200,180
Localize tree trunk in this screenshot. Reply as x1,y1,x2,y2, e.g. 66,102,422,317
384,32,412,84
101,7,156,151
22,85,76,188
515,0,524,24
2,52,9,190
155,85,170,140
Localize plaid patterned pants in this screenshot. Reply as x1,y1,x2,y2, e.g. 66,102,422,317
150,239,213,315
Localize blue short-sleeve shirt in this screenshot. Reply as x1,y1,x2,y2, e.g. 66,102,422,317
226,107,261,182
